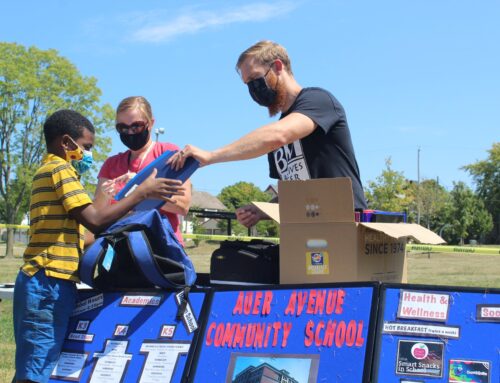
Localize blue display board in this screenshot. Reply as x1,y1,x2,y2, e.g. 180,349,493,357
373,284,500,382
49,289,207,383
189,283,378,383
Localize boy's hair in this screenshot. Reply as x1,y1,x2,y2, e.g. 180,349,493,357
236,40,293,75
43,109,95,145
116,96,153,124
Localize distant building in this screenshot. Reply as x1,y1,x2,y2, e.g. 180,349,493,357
199,218,222,235
190,190,228,211
183,189,228,235
0,226,29,244
264,184,278,200
233,362,299,383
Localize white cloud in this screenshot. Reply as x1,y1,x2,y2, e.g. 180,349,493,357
130,2,298,43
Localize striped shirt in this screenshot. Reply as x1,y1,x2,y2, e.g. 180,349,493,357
22,153,92,282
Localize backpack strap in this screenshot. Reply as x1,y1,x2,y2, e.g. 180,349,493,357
80,210,195,289
176,286,191,320
79,237,106,287
126,230,185,289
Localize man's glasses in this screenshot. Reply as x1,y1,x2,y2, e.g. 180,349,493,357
115,121,148,134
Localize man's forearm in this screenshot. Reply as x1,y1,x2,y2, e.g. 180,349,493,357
209,125,286,164
208,114,316,164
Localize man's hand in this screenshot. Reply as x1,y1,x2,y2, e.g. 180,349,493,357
168,145,213,170
236,204,269,228
136,168,184,203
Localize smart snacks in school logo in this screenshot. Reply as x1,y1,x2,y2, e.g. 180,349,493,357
311,252,324,265
306,251,329,275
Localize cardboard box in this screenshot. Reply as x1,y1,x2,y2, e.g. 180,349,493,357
252,178,445,284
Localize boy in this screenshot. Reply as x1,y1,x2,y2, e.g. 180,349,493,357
12,109,183,383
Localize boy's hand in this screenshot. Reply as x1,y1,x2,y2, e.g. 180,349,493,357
137,168,184,203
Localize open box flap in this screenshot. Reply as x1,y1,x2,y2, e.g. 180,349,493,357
250,202,280,223
360,223,446,244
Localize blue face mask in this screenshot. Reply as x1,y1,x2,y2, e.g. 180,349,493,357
71,150,93,174
66,136,93,174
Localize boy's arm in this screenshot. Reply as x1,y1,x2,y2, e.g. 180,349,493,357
83,229,95,248
70,169,183,233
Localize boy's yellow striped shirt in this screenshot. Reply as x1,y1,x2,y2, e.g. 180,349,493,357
22,154,92,282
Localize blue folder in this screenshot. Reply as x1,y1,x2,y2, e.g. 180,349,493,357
114,150,199,211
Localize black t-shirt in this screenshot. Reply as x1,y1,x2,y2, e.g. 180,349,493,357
268,87,367,209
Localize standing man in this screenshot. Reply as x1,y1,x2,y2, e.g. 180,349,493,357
170,40,366,227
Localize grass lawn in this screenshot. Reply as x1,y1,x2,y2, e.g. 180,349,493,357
0,299,14,382
1,242,499,380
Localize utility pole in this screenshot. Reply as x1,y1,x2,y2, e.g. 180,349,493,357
417,147,421,225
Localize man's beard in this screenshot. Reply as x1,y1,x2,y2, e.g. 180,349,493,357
267,71,288,117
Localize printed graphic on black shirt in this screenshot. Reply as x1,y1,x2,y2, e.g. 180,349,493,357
273,140,311,180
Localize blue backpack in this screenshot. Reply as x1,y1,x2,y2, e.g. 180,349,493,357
80,209,196,290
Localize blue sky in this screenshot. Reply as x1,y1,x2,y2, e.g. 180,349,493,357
1,0,498,196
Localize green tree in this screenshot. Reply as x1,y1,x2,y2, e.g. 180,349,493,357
462,142,500,243
418,178,449,229
0,43,113,257
468,197,494,243
365,158,413,214
218,181,278,236
441,182,493,245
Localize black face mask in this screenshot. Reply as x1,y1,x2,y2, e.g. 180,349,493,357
119,128,150,151
247,67,277,106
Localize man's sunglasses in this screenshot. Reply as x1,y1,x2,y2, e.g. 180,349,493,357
115,121,148,134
